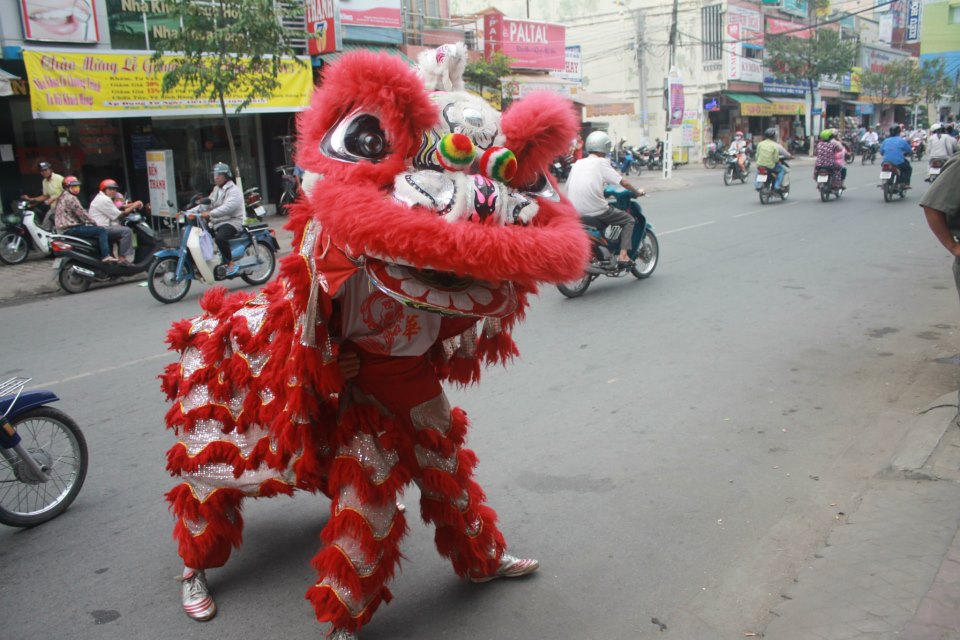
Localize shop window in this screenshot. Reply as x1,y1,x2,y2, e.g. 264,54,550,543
701,5,723,61
950,4,960,24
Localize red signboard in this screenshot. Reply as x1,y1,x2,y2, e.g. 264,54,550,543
766,17,813,39
306,0,338,55
485,14,565,72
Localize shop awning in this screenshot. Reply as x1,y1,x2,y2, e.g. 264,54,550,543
314,44,415,67
723,92,771,105
571,90,635,117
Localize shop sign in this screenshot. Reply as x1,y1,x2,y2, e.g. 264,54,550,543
146,150,177,218
781,0,807,18
862,46,904,73
728,3,763,44
24,49,312,120
765,17,813,39
725,24,763,83
585,102,634,118
550,45,581,84
22,0,100,43
905,0,921,43
770,101,804,115
105,0,181,50
668,67,684,127
741,103,774,116
763,75,809,96
339,0,401,29
878,14,893,43
485,15,565,72
306,0,341,55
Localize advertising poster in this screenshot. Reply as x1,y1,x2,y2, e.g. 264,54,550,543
21,0,100,43
146,150,177,218
24,49,312,119
339,0,400,29
551,45,582,84
306,0,340,55
487,17,565,72
105,0,180,50
668,68,684,128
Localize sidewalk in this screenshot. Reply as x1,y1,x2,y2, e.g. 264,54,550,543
0,214,296,305
763,392,960,639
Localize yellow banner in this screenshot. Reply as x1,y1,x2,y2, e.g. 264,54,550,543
771,102,805,115
24,49,312,119
741,103,774,117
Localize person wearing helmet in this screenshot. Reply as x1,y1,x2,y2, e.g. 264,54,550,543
22,160,65,230
202,162,244,276
815,129,845,187
728,131,748,171
566,130,645,266
755,127,791,190
88,179,143,263
880,125,913,188
52,176,117,262
920,152,960,300
926,123,958,182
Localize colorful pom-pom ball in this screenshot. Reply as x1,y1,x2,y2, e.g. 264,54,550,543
436,133,476,171
479,146,518,184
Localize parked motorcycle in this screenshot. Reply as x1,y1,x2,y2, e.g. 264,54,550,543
756,159,792,204
0,376,87,527
0,199,59,265
703,145,725,169
147,199,280,304
926,158,946,183
815,166,844,201
550,155,573,181
859,141,878,165
723,151,750,185
276,165,298,215
244,187,267,221
788,137,810,156
879,161,909,202
51,211,164,294
557,187,659,299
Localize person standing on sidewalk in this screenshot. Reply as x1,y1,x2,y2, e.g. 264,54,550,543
920,154,960,301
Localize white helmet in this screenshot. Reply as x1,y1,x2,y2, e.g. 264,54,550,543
584,131,613,155
931,122,943,133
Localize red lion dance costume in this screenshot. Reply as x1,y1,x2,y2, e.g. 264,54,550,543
161,44,589,638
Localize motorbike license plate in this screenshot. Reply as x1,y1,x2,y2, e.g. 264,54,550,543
254,206,266,216
879,172,892,180
52,258,61,269
755,174,766,183
817,174,829,183
930,168,941,175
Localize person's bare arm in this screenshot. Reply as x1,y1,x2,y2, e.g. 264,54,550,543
923,206,960,257
619,178,644,197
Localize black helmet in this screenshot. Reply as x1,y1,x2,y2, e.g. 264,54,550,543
889,125,901,136
38,161,52,171
764,127,777,139
211,162,233,179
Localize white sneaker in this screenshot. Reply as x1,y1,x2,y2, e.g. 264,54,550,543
468,553,540,583
179,569,217,621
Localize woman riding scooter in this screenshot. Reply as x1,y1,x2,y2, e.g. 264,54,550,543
53,176,116,263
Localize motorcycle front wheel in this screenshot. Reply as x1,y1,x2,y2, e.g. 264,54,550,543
631,230,659,279
57,262,91,294
240,241,277,285
0,231,29,265
148,256,191,303
723,166,735,186
0,406,88,527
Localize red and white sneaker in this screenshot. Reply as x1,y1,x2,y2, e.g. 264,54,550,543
469,553,540,583
179,569,217,621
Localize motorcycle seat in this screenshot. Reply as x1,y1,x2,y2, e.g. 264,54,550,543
243,222,269,232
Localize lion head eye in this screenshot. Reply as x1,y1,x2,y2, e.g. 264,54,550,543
320,111,390,163
463,107,484,127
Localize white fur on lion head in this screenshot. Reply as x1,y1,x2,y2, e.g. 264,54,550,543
417,42,467,92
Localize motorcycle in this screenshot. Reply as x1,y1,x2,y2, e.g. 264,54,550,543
926,158,946,183
147,198,280,304
879,161,909,202
756,159,792,204
911,139,925,162
703,145,725,169
550,155,573,181
859,141,878,165
0,376,88,527
723,150,750,185
815,166,844,201
788,137,810,156
276,165,298,215
244,186,267,221
619,148,641,176
51,210,165,294
557,187,659,299
0,199,59,265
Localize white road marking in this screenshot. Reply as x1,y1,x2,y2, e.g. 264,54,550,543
733,201,799,218
659,221,716,235
35,352,173,388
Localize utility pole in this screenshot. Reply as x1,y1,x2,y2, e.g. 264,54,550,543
634,10,648,145
664,0,680,179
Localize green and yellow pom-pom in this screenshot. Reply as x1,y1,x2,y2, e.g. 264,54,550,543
479,146,517,184
436,133,476,171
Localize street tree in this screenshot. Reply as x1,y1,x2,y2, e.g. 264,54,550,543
464,52,514,110
860,59,916,126
764,27,857,140
151,0,308,184
917,58,955,123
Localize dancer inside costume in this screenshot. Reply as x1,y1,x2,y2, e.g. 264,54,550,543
161,43,589,637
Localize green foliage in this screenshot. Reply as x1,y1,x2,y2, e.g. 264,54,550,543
764,29,857,87
860,59,916,110
918,58,955,107
151,0,308,178
463,52,514,109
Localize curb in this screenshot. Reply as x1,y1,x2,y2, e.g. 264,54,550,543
889,391,959,475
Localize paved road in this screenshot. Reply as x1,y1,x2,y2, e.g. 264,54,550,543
1,159,957,639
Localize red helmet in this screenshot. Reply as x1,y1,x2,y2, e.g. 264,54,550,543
735,130,744,137
99,179,120,192
63,175,81,187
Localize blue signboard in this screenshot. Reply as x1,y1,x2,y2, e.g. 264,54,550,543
906,0,921,42
781,0,808,18
764,75,810,96
812,108,822,115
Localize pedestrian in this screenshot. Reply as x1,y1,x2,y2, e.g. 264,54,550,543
921,154,960,302
53,176,116,262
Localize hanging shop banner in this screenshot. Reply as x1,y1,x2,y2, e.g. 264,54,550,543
22,0,100,43
24,49,313,120
485,16,566,72
668,68,684,128
905,0,921,43
306,0,341,55
339,0,400,29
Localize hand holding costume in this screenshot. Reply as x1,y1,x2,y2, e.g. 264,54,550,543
161,43,590,634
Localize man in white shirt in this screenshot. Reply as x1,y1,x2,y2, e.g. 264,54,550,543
566,130,645,265
861,127,879,149
88,178,141,262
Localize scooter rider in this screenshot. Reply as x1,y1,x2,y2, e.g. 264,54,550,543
728,131,748,171
816,129,846,188
861,126,879,153
22,161,64,229
53,176,117,263
926,123,958,181
566,130,645,266
202,162,244,276
88,179,141,263
880,125,913,188
755,127,792,191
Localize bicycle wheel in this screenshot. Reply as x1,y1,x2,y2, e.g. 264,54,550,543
0,406,88,527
